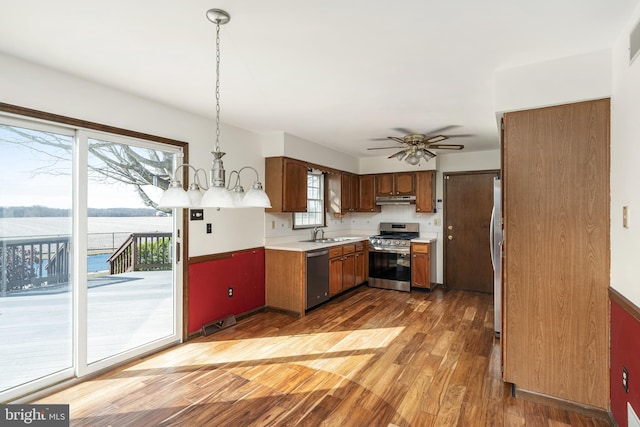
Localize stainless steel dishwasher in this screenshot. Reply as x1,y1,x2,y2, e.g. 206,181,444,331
306,249,329,310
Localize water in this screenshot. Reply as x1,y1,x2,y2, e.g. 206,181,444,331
88,253,110,273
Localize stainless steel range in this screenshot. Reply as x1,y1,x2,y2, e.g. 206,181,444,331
368,222,419,292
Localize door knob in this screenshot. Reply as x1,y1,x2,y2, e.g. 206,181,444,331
448,235,453,240
447,225,453,230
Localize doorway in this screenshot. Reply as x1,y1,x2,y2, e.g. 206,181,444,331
443,170,499,292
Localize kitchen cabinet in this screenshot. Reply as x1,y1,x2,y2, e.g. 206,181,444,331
341,172,359,213
342,244,356,290
354,241,367,285
375,172,415,196
265,157,308,212
502,99,610,409
357,175,380,212
329,246,344,296
415,171,435,213
411,243,431,289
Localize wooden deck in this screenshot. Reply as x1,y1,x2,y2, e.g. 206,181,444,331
0,271,173,392
34,286,611,426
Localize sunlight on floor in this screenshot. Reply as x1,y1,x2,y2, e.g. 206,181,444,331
129,327,406,370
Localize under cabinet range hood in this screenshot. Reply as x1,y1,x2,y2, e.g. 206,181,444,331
375,195,416,205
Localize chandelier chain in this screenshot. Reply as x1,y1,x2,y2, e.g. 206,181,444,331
215,20,221,153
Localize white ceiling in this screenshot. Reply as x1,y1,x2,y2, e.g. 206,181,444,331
1,0,638,158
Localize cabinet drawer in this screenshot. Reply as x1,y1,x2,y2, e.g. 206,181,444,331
412,243,430,254
342,244,356,254
355,241,365,252
329,246,343,258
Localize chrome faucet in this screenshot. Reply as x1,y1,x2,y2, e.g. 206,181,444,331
312,226,324,241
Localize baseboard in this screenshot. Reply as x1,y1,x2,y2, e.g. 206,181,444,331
514,386,612,422
187,306,267,340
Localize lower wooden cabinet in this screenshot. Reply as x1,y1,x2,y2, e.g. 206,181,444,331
329,246,344,297
329,242,367,296
411,243,431,289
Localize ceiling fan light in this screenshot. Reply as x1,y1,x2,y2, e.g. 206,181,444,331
405,155,421,165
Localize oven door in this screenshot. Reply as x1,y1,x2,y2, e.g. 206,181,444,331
368,246,411,292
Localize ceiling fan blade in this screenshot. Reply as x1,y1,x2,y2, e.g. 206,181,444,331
387,136,405,143
367,146,405,150
370,137,391,141
424,149,437,158
441,133,474,138
391,127,416,135
425,135,448,143
423,125,460,135
428,144,465,150
388,150,408,160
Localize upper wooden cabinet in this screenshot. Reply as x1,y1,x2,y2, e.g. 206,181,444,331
265,157,308,212
357,175,380,212
341,172,359,213
375,172,416,196
415,171,435,213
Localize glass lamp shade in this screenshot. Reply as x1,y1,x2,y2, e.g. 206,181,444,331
405,154,421,165
187,185,204,207
242,186,272,208
230,188,245,207
200,185,234,208
158,182,192,208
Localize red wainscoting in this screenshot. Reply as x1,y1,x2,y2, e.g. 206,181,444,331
610,290,640,427
188,248,265,335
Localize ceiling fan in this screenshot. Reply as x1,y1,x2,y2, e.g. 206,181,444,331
368,126,469,165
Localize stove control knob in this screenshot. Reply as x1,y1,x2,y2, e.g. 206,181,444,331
400,241,407,246
394,240,400,245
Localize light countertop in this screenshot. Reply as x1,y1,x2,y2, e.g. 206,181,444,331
265,235,436,252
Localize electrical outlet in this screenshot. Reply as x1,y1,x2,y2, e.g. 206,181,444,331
623,366,629,393
227,287,233,298
206,223,212,234
623,206,630,228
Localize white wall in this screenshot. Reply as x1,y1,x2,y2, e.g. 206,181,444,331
0,52,265,256
495,49,612,113
611,4,640,307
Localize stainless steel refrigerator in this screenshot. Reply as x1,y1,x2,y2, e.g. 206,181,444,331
490,177,503,337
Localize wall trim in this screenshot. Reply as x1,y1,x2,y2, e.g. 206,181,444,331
609,287,640,323
188,246,264,265
514,386,611,421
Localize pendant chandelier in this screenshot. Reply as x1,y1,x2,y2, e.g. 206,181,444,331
158,9,271,209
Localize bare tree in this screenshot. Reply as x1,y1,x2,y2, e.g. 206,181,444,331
0,124,173,211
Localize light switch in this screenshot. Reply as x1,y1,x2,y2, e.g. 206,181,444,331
623,206,630,228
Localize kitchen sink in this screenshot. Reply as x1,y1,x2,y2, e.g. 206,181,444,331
300,237,359,243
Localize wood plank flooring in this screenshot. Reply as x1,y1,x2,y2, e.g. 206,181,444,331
36,286,611,426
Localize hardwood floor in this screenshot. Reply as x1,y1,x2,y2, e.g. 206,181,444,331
36,286,611,426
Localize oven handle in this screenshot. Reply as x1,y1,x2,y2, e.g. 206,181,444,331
369,246,411,254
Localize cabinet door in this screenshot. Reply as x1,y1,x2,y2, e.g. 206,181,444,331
283,159,308,212
395,172,415,195
411,252,430,288
349,174,359,211
342,253,356,289
329,257,343,296
341,173,358,212
376,174,394,196
415,171,435,212
358,175,378,212
355,250,366,285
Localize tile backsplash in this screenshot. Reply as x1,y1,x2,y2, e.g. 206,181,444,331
265,204,442,242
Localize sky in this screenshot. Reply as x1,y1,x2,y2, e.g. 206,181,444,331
0,124,166,210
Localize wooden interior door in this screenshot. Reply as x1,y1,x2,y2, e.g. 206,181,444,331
444,171,498,292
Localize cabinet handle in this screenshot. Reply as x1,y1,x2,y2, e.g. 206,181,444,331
417,208,421,211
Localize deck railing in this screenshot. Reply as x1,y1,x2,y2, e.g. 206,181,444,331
107,233,172,274
0,236,70,295
0,232,172,295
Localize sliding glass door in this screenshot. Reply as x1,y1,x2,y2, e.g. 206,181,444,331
0,120,75,397
0,117,183,401
85,135,178,367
